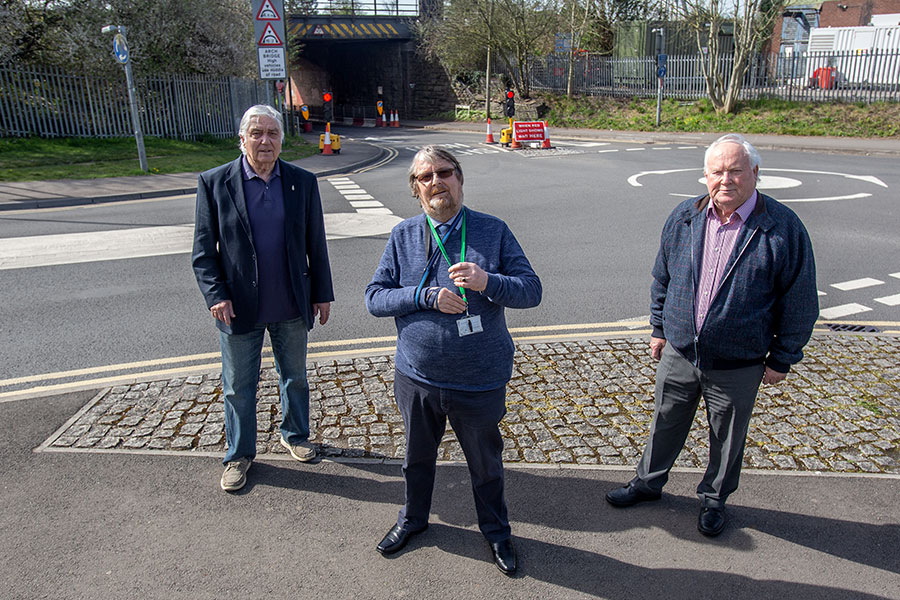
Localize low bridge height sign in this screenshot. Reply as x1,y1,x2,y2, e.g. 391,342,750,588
253,0,287,80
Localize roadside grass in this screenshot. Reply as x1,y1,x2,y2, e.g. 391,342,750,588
450,95,900,138
0,135,319,182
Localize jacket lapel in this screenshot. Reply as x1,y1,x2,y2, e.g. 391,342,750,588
225,157,253,242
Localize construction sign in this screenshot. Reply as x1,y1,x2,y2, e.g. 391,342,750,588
252,0,286,79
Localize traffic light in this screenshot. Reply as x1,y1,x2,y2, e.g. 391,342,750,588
504,89,515,118
323,91,333,123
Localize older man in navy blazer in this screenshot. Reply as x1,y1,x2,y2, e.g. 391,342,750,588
192,104,334,492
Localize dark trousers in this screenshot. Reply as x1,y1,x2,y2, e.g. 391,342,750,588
635,344,765,508
393,371,511,543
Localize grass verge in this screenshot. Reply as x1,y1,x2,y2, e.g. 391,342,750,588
0,135,319,182
452,96,900,138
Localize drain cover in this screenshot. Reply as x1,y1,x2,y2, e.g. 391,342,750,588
825,323,879,333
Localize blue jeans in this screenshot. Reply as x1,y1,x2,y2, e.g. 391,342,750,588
219,316,310,464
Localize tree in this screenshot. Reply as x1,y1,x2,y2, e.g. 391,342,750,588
677,0,782,114
415,0,558,98
1,0,256,77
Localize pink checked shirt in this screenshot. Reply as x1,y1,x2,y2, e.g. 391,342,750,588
695,191,758,332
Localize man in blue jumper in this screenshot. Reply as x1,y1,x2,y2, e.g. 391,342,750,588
366,146,541,574
192,105,334,492
606,134,818,536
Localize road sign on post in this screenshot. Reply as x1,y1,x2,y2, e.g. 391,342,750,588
252,0,286,80
102,25,147,172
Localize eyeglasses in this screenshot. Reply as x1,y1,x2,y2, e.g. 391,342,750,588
415,168,455,183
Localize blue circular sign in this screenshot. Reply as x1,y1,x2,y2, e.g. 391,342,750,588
657,66,667,78
113,33,129,64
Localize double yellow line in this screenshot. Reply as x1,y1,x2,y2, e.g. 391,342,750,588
0,322,650,402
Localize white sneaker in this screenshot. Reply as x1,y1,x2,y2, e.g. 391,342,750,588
280,437,316,462
220,457,252,491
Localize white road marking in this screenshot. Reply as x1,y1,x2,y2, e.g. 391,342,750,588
889,272,900,280
819,303,873,319
831,278,885,291
342,194,374,200
355,207,393,215
597,149,619,153
818,290,827,296
349,200,383,208
625,147,646,152
652,147,673,150
781,193,872,203
0,211,405,269
677,146,698,149
874,294,900,306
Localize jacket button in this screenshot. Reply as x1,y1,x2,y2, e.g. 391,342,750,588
252,281,257,287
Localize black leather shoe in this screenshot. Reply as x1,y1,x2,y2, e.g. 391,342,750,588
490,538,517,575
698,507,727,537
376,523,426,555
605,482,662,507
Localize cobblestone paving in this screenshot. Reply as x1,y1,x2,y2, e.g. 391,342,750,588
45,334,900,474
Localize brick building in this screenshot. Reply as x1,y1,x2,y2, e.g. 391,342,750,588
771,0,900,55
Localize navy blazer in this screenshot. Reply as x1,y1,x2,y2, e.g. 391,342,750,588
192,156,334,334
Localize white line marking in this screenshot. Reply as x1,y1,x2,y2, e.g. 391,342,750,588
831,278,885,291
625,148,646,152
781,193,872,203
874,294,900,306
356,207,394,215
677,146,697,149
890,272,900,280
819,303,873,319
651,147,673,150
597,149,619,154
327,177,351,182
349,200,383,208
343,194,374,200
817,290,827,296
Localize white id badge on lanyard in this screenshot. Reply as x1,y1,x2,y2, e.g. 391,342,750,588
457,314,483,337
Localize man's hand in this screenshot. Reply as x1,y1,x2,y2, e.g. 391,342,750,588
210,300,235,326
762,366,787,385
449,262,488,292
435,287,468,314
650,336,667,361
313,302,331,325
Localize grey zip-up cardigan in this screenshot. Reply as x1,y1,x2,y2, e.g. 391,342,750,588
650,192,818,373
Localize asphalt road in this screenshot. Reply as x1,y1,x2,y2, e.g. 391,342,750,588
1,129,898,387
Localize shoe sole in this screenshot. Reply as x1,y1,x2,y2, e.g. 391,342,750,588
220,474,247,492
605,492,661,507
280,437,316,462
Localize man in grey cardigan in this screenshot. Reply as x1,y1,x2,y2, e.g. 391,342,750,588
366,146,541,574
606,134,818,536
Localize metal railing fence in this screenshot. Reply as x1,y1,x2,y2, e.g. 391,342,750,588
1,64,272,139
521,50,900,103
300,0,418,16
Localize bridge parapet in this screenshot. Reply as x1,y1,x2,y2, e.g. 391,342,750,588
299,0,418,17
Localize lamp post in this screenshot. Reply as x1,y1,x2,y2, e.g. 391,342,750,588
101,25,148,172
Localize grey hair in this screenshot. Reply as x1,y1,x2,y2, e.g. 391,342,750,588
408,145,464,197
239,104,284,154
704,133,761,180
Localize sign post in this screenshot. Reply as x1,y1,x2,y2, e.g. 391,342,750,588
102,25,147,172
252,0,287,81
656,54,667,127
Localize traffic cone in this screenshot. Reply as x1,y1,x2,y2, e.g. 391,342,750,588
541,121,552,149
392,110,400,127
323,123,333,155
485,118,495,144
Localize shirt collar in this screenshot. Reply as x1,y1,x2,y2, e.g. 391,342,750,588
241,155,280,181
707,190,758,224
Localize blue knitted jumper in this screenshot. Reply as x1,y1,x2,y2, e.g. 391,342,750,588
366,208,542,391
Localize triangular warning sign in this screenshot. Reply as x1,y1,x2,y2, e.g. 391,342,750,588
312,25,325,35
256,0,281,20
258,22,283,46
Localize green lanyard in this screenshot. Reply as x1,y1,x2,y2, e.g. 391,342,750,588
427,209,467,304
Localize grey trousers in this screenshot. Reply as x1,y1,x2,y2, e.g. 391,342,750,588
634,343,765,508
